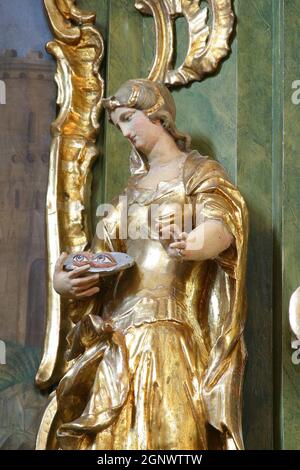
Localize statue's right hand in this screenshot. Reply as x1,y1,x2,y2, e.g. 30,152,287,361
53,252,100,299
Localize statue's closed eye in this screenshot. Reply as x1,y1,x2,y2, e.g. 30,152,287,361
119,111,135,122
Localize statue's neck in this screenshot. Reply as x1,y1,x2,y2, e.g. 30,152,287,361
146,133,182,168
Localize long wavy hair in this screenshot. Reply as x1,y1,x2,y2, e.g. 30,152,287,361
102,79,191,175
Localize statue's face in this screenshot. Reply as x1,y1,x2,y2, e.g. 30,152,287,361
110,106,164,155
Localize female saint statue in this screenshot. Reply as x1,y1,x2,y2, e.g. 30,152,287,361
38,79,248,450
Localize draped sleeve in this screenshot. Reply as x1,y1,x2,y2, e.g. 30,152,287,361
184,151,249,450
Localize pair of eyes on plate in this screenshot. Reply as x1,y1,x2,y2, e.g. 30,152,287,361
73,254,117,267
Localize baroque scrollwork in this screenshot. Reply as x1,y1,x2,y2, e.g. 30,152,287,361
135,0,234,86
35,0,104,389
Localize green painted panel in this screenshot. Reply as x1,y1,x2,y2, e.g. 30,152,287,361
103,0,144,204
282,0,300,450
236,0,274,449
272,0,284,450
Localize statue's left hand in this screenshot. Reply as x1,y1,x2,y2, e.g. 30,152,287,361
158,221,233,261
168,228,199,261
156,222,190,260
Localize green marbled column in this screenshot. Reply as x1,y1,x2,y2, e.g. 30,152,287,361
236,0,274,449
281,0,300,450
103,0,144,204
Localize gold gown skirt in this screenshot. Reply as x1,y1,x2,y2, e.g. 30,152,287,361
40,318,212,450
92,320,207,450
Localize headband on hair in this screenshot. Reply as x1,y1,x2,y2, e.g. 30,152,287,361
102,82,167,118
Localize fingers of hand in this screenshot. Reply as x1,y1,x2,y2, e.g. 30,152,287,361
167,247,186,259
169,241,187,250
178,232,188,241
69,264,91,278
71,274,100,291
74,286,100,299
167,247,179,257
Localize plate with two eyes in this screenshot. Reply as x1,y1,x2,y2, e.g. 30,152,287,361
63,251,135,276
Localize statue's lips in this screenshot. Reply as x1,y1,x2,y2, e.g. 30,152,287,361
64,251,135,276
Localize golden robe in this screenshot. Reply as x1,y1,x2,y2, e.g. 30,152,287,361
36,151,248,450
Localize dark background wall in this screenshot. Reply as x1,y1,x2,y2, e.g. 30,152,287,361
0,0,299,449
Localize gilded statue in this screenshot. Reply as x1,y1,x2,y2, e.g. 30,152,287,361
36,79,248,450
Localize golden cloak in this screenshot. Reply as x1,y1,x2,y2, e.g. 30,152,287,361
36,151,248,450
